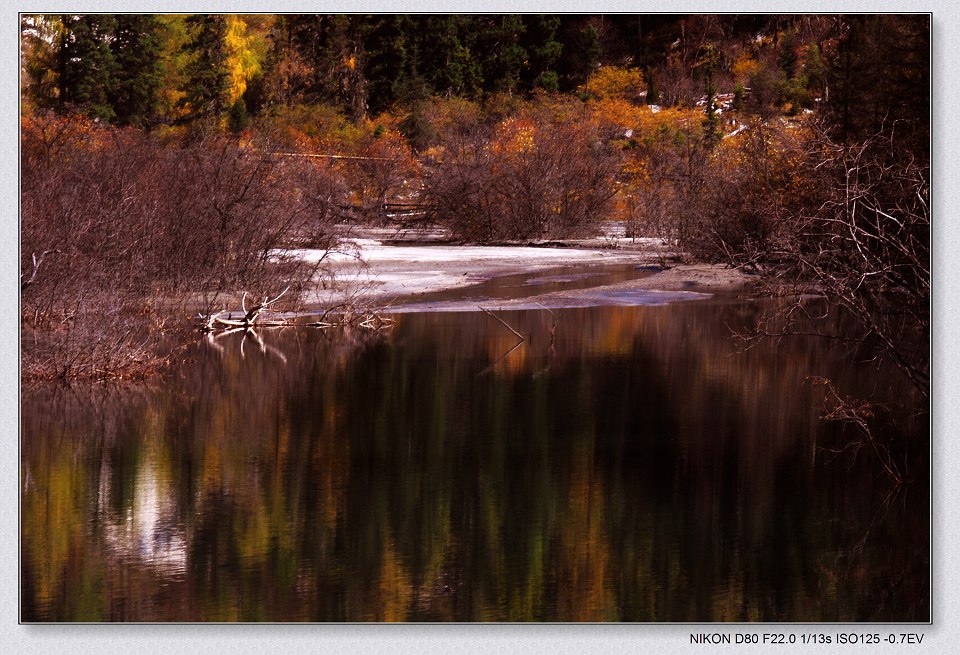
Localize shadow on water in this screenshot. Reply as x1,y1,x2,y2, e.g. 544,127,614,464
21,291,928,622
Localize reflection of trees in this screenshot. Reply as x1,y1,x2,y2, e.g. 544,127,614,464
22,302,926,621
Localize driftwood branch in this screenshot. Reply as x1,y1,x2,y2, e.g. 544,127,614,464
478,306,525,342
200,286,292,332
199,288,394,338
21,249,60,290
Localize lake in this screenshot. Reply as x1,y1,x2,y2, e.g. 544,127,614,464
21,269,929,622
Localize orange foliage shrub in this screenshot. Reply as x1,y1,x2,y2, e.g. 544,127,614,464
731,52,761,84
254,105,420,221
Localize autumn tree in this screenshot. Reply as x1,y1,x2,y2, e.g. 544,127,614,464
580,65,645,101
20,15,64,111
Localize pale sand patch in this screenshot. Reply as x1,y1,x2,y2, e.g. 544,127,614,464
294,238,756,307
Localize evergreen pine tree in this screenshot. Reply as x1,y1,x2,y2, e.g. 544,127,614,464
364,15,415,114
20,15,64,111
476,15,527,94
556,18,602,90
227,96,249,133
828,14,929,153
418,15,482,98
180,15,229,122
59,14,118,120
700,46,721,148
520,15,563,92
109,15,165,126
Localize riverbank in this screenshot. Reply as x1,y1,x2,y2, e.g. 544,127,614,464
21,229,759,383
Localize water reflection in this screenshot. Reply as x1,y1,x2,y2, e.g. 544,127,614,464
21,297,928,622
100,443,187,578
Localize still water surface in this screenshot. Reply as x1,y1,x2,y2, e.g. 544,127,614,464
21,274,928,621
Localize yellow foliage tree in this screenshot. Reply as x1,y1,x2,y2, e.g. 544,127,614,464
580,65,645,101
731,52,760,85
589,97,645,132
224,15,261,104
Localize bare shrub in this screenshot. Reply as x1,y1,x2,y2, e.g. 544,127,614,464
617,116,710,251
654,65,699,108
721,120,928,397
421,107,621,241
336,128,421,223
419,123,498,241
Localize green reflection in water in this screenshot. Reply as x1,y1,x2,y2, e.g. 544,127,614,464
21,298,928,621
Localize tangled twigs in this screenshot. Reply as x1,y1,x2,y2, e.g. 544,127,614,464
807,376,903,486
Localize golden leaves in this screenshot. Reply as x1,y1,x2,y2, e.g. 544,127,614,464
224,15,264,104
580,65,645,101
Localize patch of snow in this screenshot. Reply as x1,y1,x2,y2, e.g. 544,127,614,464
296,238,667,305
295,240,644,267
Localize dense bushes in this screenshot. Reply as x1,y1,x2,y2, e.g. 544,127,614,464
254,104,420,222
21,111,340,380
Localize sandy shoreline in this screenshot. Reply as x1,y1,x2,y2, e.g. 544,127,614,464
298,234,757,308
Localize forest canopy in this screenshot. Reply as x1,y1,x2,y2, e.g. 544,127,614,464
20,14,928,140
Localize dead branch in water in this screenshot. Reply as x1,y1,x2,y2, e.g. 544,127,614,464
199,288,394,337
201,286,291,331
478,306,525,342
807,376,903,487
534,302,563,349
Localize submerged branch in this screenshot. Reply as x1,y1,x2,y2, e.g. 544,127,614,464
478,306,525,342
